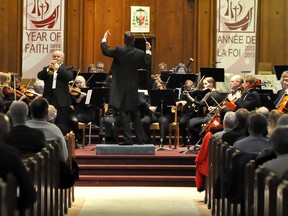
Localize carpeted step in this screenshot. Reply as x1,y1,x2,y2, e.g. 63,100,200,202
76,175,196,187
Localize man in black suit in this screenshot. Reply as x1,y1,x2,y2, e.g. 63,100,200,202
100,30,152,144
38,50,74,130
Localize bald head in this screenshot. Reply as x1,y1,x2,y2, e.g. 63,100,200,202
0,113,10,142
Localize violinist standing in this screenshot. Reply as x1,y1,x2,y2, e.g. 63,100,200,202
186,77,222,145
234,75,261,111
274,70,288,112
100,30,152,145
37,51,73,129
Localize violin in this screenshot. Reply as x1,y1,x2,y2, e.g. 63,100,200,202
2,86,31,102
69,86,82,97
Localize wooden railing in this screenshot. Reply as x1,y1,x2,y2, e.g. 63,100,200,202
0,132,76,216
204,137,288,216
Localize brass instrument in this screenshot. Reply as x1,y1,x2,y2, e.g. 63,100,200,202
47,60,60,74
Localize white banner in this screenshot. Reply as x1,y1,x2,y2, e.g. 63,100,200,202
216,0,258,75
22,0,65,78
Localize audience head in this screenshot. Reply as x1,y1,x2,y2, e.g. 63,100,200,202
33,80,44,94
248,112,268,136
124,31,135,47
276,114,288,126
235,108,249,127
230,75,243,90
270,126,288,155
88,64,97,73
30,98,49,119
7,101,28,125
95,62,105,73
47,105,57,123
256,106,270,120
269,109,284,129
223,111,236,129
0,113,10,143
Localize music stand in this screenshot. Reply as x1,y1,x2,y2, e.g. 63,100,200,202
77,72,108,88
85,87,110,146
160,71,172,83
200,67,225,82
148,89,176,151
166,73,199,89
273,65,288,80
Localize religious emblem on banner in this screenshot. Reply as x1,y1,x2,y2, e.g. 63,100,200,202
130,6,150,33
28,0,61,29
220,0,256,32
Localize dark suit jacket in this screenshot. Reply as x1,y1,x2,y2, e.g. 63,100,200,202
4,125,46,155
235,88,261,111
101,42,151,111
38,64,73,107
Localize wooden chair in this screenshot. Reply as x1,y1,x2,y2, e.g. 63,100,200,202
78,122,86,146
150,105,179,148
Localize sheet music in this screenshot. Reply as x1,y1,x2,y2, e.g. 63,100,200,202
85,89,93,105
138,89,148,95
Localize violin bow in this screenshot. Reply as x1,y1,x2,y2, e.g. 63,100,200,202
70,69,81,89
85,72,95,87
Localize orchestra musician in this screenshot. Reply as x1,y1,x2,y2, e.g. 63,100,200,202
186,77,223,146
234,75,261,111
274,70,288,113
141,79,174,147
37,50,74,131
176,79,197,147
226,74,243,108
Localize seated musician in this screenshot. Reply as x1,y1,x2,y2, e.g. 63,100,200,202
186,77,223,145
176,79,196,147
274,70,288,112
226,74,243,107
72,75,97,124
234,75,261,111
173,63,187,74
88,64,97,73
141,79,174,146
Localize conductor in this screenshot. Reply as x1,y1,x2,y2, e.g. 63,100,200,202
100,30,152,145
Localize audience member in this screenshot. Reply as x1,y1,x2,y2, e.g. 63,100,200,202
26,98,68,162
233,112,269,154
256,106,270,120
5,101,46,155
0,113,37,211
263,126,288,177
221,108,249,145
213,111,236,139
276,114,288,126
268,109,284,136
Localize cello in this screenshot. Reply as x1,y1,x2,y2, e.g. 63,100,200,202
276,89,288,113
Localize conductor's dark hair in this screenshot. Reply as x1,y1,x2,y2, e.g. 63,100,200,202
124,31,135,47
30,98,49,119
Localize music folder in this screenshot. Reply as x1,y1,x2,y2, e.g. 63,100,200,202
85,87,110,106
166,73,199,89
200,67,225,82
273,65,288,80
148,89,176,108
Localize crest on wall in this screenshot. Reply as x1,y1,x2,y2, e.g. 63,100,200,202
131,6,150,33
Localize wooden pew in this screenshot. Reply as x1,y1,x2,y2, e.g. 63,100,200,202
264,172,281,216
277,180,288,216
244,160,255,216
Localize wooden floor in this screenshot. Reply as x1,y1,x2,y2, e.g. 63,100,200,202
75,144,197,187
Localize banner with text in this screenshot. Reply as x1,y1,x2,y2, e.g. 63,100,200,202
216,0,258,75
22,0,65,78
